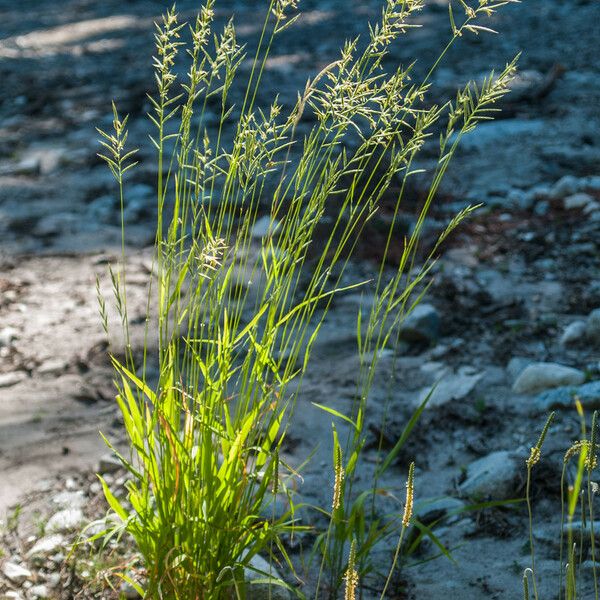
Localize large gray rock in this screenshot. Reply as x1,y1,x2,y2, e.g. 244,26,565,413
535,381,600,412
459,451,519,500
512,362,585,395
399,304,440,344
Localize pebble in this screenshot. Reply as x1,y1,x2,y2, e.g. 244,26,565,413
399,304,440,344
244,555,291,600
535,380,600,412
27,585,48,599
251,216,280,239
551,174,580,198
26,535,65,559
414,496,466,524
45,508,85,533
416,367,482,408
560,320,587,346
98,453,122,474
119,580,142,599
37,358,68,375
564,192,594,210
1,592,24,600
586,308,600,343
2,562,32,584
0,371,26,388
51,490,87,509
458,451,519,500
512,362,585,395
0,157,40,176
0,327,18,347
506,356,533,381
44,573,61,588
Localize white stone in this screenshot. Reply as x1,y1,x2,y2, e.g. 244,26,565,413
46,508,85,533
26,534,65,558
0,327,18,347
51,490,86,509
27,585,48,599
512,362,585,394
1,592,24,600
0,372,26,388
2,561,31,584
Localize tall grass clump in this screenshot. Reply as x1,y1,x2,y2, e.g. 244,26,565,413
96,0,519,597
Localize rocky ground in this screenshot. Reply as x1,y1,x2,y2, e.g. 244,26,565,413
0,0,599,598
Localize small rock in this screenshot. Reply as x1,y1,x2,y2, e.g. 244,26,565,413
0,327,18,347
1,592,24,600
46,508,85,533
38,358,68,375
551,175,580,198
414,497,466,524
88,195,117,224
2,562,32,584
399,304,440,344
536,380,600,412
43,573,61,588
586,308,600,343
506,356,533,381
560,320,587,346
26,534,66,559
564,192,594,210
123,183,154,224
0,157,40,176
27,585,48,599
119,580,141,599
533,200,549,216
0,372,26,388
244,555,291,600
251,216,280,239
416,367,482,408
51,490,86,509
512,362,585,395
98,453,122,474
459,451,519,500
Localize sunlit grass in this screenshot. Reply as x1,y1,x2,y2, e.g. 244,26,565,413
95,0,519,597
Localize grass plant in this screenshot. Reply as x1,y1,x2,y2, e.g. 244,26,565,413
95,0,519,597
525,405,600,600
